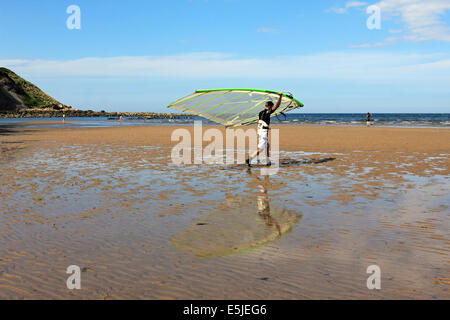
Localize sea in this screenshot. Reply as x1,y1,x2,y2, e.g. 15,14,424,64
0,113,449,128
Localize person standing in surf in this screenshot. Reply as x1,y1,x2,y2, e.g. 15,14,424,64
366,112,371,127
246,92,284,167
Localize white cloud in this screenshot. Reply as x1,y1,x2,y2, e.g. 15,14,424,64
327,1,368,14
350,36,398,48
376,0,450,42
331,0,450,44
2,52,450,85
256,27,280,34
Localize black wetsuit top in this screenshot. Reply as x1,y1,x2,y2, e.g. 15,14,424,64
259,109,273,128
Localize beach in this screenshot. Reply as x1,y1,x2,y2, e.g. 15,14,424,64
0,124,449,299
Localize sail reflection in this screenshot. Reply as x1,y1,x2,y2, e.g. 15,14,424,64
170,174,301,258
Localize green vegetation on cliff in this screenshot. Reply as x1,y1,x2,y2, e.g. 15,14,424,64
0,67,64,110
0,68,185,119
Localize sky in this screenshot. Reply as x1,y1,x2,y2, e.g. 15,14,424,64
0,0,450,113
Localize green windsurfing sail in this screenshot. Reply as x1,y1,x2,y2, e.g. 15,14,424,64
168,88,304,127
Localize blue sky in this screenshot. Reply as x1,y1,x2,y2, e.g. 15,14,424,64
1,0,450,113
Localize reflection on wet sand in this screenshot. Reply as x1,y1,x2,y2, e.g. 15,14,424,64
171,175,301,257
256,176,282,238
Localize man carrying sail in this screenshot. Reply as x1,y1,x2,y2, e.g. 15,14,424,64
246,92,283,167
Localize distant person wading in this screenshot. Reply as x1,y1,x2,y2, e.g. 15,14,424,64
366,112,372,127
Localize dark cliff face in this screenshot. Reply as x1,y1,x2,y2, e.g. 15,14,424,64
0,71,26,111
0,67,67,111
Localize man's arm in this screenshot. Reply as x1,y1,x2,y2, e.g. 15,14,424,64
272,93,284,112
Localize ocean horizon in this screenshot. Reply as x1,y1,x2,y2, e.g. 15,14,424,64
1,113,449,129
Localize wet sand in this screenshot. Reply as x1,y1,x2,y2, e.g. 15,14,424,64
0,125,449,299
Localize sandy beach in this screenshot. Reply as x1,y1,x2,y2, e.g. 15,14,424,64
0,124,449,299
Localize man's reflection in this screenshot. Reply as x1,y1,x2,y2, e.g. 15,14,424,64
253,175,282,238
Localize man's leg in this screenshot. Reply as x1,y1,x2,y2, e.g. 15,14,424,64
247,133,268,166
251,149,260,159
247,148,260,166
266,143,271,166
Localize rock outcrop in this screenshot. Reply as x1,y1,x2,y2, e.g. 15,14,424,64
0,67,72,112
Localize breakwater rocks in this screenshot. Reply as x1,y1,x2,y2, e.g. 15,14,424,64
0,110,189,119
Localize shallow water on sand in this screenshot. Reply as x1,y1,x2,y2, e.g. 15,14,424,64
0,140,449,299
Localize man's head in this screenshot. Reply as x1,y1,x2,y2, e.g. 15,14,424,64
265,101,274,109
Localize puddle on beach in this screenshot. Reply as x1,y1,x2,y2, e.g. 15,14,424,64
0,141,449,299
171,191,301,258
